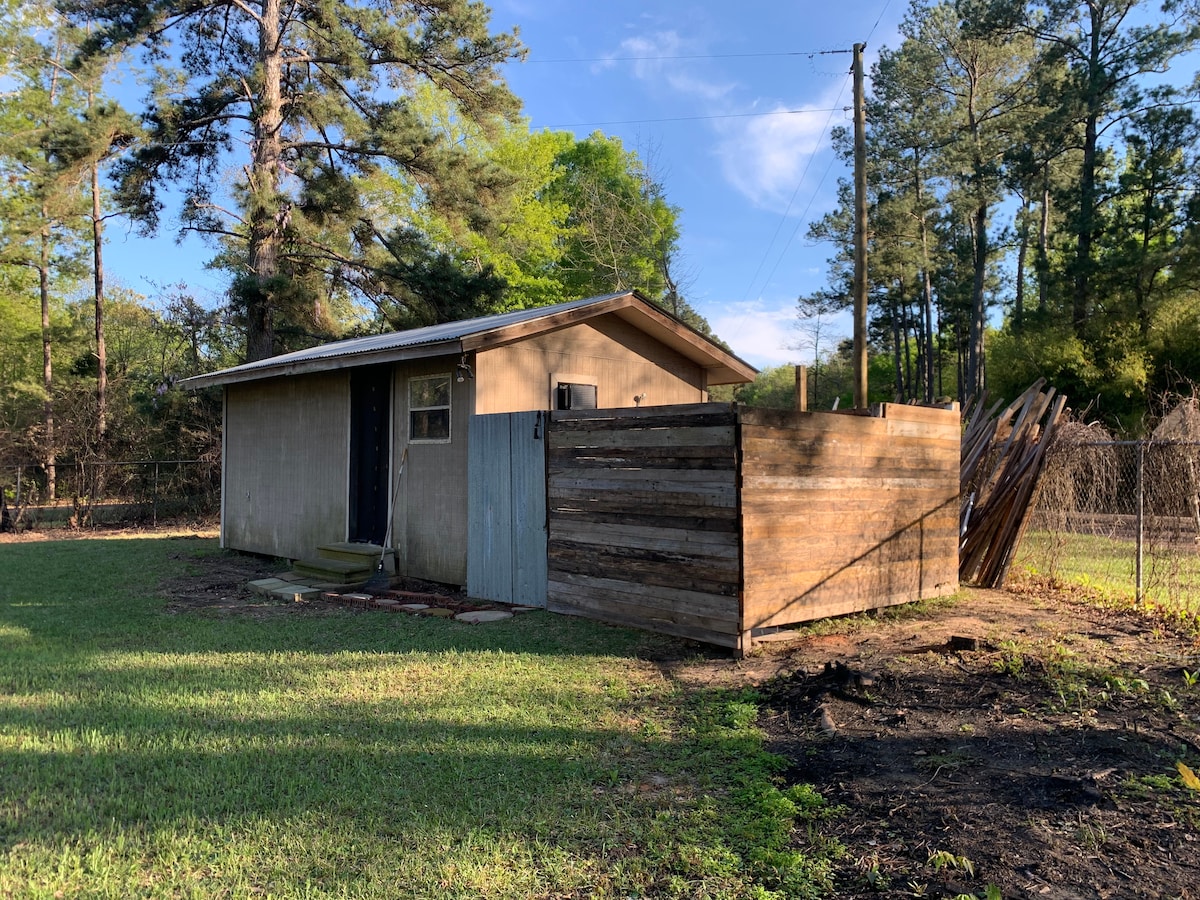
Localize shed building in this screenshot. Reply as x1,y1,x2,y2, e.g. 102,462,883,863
181,291,757,586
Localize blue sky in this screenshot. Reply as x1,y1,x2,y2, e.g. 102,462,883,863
100,1,908,370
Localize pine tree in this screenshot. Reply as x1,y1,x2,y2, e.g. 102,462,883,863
63,0,525,361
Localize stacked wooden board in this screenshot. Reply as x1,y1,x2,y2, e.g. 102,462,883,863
959,381,1067,588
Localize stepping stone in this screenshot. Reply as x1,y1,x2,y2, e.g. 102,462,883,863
455,610,513,624
373,598,400,609
271,585,322,602
418,608,454,618
248,578,289,596
399,603,430,611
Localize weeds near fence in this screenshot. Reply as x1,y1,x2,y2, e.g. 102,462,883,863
1016,420,1200,617
1,460,219,531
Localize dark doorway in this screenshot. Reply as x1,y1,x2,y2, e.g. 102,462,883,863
349,366,391,545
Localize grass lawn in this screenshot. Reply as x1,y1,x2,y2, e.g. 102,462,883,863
0,536,837,899
1017,530,1200,617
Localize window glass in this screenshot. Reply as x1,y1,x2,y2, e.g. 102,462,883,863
409,374,451,442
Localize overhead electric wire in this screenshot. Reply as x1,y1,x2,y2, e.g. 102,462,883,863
740,73,851,303
542,107,843,129
525,49,852,63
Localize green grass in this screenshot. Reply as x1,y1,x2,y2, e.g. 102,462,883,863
1016,530,1200,616
0,536,836,899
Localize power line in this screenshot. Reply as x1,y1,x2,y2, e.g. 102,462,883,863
741,72,852,303
525,49,852,64
542,107,844,129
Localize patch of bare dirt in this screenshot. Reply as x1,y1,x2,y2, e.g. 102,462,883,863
671,583,1200,899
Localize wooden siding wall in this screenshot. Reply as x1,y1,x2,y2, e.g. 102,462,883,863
475,316,707,414
222,372,350,560
740,404,960,633
545,404,743,648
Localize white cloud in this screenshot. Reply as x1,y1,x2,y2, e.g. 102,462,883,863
715,81,847,211
595,31,735,102
708,300,799,369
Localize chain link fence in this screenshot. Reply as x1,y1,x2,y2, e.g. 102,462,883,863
1015,439,1200,615
1,460,220,531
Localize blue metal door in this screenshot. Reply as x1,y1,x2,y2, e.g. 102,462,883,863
467,412,547,606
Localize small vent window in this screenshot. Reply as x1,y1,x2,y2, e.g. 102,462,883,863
556,382,597,410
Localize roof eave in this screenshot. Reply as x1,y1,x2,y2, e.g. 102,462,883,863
180,339,464,390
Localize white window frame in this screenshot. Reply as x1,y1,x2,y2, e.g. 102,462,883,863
409,373,452,443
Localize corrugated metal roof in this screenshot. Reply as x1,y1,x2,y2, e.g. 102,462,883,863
181,291,757,389
196,294,625,381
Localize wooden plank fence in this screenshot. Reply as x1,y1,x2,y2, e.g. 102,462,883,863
544,402,960,654
546,404,742,647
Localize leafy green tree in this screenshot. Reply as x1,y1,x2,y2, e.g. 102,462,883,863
0,1,93,496
63,0,525,361
1020,0,1199,336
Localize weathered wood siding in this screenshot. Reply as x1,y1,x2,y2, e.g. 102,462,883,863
467,411,548,607
546,404,742,647
740,404,960,632
222,372,350,559
475,316,707,414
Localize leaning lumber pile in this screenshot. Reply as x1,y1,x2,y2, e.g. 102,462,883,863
960,380,1067,588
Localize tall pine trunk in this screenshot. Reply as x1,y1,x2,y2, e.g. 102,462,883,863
245,0,284,362
39,223,55,502
967,202,988,398
92,157,107,447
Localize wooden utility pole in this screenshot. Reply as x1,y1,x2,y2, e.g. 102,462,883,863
852,42,869,409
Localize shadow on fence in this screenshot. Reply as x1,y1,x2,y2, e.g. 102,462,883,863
1016,439,1200,614
1,460,220,531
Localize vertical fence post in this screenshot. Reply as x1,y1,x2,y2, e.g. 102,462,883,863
152,461,160,528
1135,440,1145,605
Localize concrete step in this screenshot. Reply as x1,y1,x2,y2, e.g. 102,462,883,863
293,556,375,584
317,542,394,573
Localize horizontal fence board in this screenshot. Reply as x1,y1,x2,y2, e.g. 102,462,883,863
548,425,736,450
552,402,737,424
551,476,738,502
547,572,740,629
548,587,741,642
741,511,960,545
742,474,956,493
550,519,740,553
548,594,741,648
549,546,740,596
740,488,957,509
550,485,739,511
549,451,736,471
742,426,959,450
550,506,740,533
876,403,960,424
741,436,958,469
548,465,737,486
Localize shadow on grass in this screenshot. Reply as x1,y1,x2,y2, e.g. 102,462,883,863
0,537,661,660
